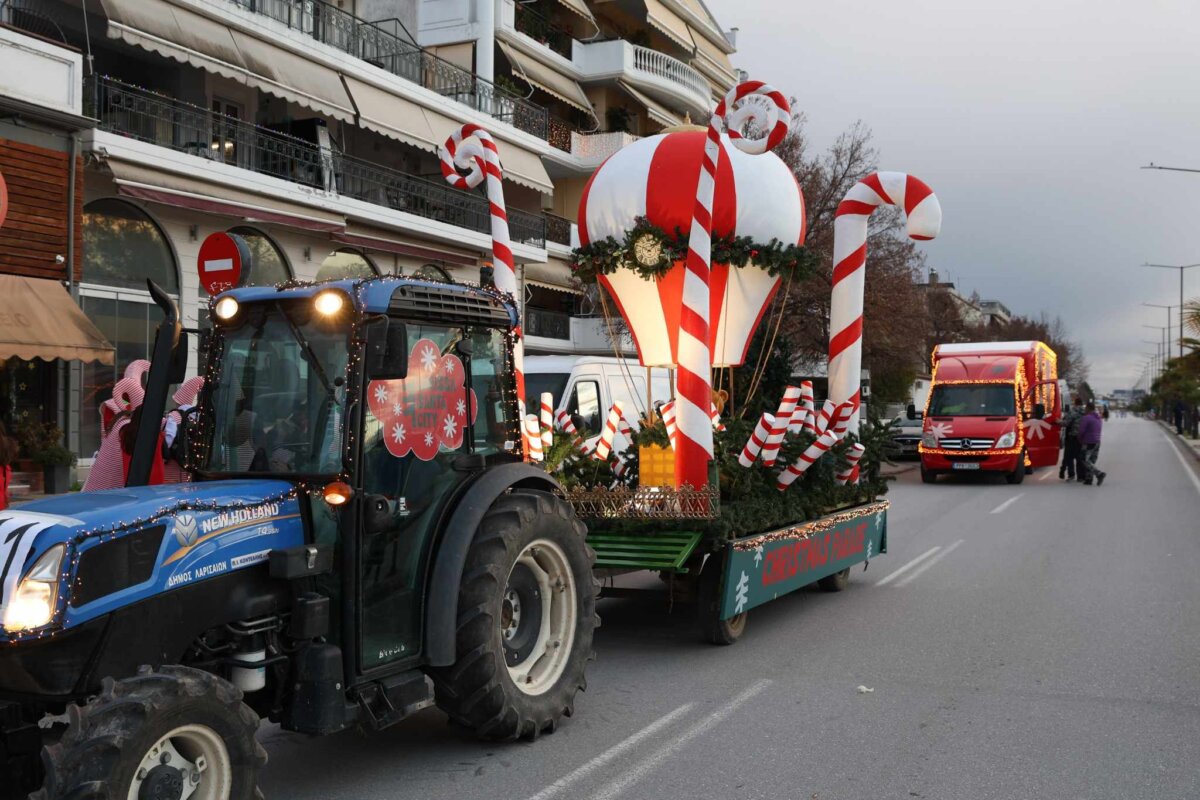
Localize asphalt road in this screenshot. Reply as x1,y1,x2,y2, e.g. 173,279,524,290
259,416,1200,800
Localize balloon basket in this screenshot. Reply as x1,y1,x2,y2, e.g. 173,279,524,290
638,444,675,488
564,485,720,520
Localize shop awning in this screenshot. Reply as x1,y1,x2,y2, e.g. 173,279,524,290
497,41,594,117
106,161,346,233
0,277,113,364
343,76,441,153
333,227,479,267
643,0,695,53
688,28,737,89
524,258,580,291
617,80,681,129
99,0,357,123
487,139,555,195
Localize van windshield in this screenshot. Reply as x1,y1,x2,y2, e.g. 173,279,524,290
524,372,569,412
929,384,1016,417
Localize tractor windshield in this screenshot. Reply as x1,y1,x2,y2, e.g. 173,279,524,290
205,301,351,475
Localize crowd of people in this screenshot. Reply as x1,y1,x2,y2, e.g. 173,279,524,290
1058,396,1107,486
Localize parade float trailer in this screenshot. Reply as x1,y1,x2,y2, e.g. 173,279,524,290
915,340,1061,484
545,85,942,644
0,126,599,799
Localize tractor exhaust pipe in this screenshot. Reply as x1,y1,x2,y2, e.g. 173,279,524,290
126,280,187,487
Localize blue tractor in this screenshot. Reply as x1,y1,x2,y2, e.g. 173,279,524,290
0,277,597,799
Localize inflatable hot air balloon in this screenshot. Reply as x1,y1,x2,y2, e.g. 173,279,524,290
576,127,806,369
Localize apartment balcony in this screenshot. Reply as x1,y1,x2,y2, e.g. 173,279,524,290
548,118,641,167
574,39,712,119
525,314,635,355
88,76,547,247
224,0,550,140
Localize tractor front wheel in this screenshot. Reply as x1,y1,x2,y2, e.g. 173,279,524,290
36,665,264,800
431,490,597,741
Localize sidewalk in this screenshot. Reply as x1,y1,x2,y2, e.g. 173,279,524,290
1157,419,1200,464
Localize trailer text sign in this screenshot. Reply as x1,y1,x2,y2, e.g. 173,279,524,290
720,503,888,620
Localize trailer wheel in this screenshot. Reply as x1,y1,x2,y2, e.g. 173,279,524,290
1006,451,1027,484
697,553,746,646
818,567,851,592
431,490,597,741
35,665,264,800
920,466,938,484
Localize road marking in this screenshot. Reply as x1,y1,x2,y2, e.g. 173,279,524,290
990,494,1024,514
1163,433,1200,498
523,702,698,800
1038,470,1056,481
588,680,771,800
895,539,964,587
874,546,941,587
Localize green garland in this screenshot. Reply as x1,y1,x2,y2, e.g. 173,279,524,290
570,216,818,284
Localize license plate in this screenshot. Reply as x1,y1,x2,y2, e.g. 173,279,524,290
952,462,981,471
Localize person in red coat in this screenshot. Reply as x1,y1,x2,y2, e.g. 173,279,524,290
0,424,17,510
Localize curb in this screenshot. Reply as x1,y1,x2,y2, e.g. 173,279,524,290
1156,420,1200,464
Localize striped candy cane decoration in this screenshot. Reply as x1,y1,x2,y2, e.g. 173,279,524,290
660,401,677,450
795,381,817,434
539,392,554,450
738,412,775,468
836,442,866,486
708,402,726,432
593,401,625,461
777,429,840,491
814,399,837,434
676,80,791,491
829,172,941,434
830,401,855,438
555,409,577,436
524,415,543,461
760,385,802,467
439,124,528,447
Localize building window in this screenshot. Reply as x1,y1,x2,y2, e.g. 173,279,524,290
316,248,377,281
412,263,451,282
229,226,291,285
77,199,178,458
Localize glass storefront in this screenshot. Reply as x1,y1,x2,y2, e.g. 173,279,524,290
229,226,292,285
316,248,377,281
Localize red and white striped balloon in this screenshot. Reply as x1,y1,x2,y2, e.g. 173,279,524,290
439,124,528,448
674,80,792,491
829,172,941,433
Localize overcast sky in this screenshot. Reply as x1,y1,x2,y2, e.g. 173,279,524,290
706,0,1200,393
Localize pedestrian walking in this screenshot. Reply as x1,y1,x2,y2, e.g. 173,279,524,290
1059,396,1084,480
1078,401,1106,486
1173,399,1185,435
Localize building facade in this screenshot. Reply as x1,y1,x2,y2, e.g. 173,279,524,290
0,0,739,478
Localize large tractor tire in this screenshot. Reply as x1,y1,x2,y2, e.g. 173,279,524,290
36,665,264,800
431,490,597,741
697,552,746,646
818,567,851,592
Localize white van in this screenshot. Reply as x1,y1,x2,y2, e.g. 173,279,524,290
524,356,673,445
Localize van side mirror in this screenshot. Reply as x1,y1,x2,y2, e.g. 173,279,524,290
1033,403,1046,420
906,404,918,420
365,317,407,379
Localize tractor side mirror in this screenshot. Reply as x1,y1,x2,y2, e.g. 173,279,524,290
1033,403,1046,420
363,494,396,535
365,317,407,379
906,404,918,420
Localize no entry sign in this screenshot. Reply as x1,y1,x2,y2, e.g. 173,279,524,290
197,232,251,295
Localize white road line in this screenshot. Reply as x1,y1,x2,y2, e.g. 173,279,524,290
990,494,1024,514
1038,469,1056,481
587,680,771,800
895,539,964,587
874,546,941,586
523,702,698,800
1163,433,1200,498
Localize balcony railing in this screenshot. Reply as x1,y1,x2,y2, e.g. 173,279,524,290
89,76,546,247
512,4,573,59
545,213,573,247
631,45,711,103
525,307,572,340
226,0,549,140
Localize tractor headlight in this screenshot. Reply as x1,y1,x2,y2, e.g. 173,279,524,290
996,432,1017,449
314,290,346,316
3,544,65,633
213,296,240,321
921,433,938,448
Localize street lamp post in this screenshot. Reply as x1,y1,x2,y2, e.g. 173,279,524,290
1143,302,1179,356
1143,264,1200,358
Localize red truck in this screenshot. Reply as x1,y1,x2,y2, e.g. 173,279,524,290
912,341,1062,484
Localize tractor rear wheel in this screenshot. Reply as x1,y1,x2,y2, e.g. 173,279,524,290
431,490,597,741
697,552,746,646
35,665,264,800
818,567,851,592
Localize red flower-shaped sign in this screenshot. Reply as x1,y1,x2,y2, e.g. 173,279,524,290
367,338,478,461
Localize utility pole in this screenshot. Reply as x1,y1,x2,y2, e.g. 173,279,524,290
1143,264,1200,358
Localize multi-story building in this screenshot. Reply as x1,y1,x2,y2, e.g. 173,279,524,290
0,0,739,479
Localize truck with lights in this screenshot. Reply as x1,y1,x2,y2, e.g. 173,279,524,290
913,340,1062,484
0,279,597,799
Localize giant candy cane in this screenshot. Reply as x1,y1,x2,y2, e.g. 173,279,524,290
675,81,792,490
440,124,528,451
828,172,941,433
